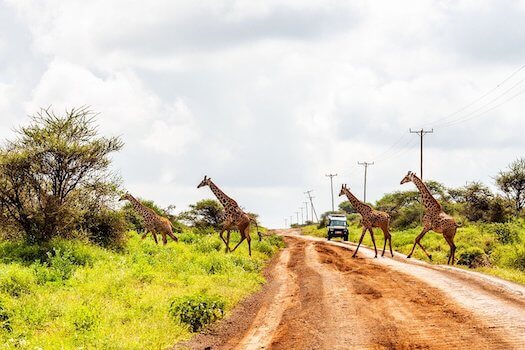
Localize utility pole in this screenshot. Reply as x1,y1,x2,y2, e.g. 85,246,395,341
303,201,309,222
284,218,288,228
299,207,304,225
304,190,319,223
290,215,293,226
357,161,374,203
325,173,338,212
409,128,433,181
295,211,299,225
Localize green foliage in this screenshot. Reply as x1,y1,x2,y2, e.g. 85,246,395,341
495,157,525,214
80,209,128,248
70,304,99,332
0,267,35,297
0,107,124,245
0,227,282,348
178,199,224,229
302,220,525,284
457,247,487,268
169,294,225,332
0,300,11,332
486,223,519,244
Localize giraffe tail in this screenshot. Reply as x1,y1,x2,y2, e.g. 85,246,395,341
250,217,263,241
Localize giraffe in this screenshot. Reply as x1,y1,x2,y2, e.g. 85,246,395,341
339,184,393,258
197,176,262,256
119,192,178,245
400,171,459,265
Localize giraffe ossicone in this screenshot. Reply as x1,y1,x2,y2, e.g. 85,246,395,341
400,171,458,265
339,184,393,258
119,192,178,245
197,175,262,256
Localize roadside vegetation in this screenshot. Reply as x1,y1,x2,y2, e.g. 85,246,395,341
303,159,525,285
0,108,283,349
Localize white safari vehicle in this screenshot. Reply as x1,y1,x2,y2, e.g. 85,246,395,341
326,214,349,241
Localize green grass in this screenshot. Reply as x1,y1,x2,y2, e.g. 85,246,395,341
301,221,525,285
0,228,283,349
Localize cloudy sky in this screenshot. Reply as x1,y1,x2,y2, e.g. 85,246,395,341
1,0,524,228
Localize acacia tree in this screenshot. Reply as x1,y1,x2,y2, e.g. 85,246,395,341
178,199,224,229
0,107,123,243
495,158,525,215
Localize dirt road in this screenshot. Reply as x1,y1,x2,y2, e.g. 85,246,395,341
179,229,525,349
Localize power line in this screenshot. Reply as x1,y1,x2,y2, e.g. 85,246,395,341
325,173,338,212
409,128,434,181
357,161,374,203
424,63,525,128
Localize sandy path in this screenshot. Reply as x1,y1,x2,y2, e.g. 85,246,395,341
177,230,525,349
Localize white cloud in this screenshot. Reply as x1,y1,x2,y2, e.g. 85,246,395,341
1,0,524,228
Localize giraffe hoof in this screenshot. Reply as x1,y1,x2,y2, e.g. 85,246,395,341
406,255,411,259
352,254,357,258
428,255,433,261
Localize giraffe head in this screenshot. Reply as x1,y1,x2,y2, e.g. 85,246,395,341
197,175,211,189
400,171,415,185
339,184,348,197
119,192,132,201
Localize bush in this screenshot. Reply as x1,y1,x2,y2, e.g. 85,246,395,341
0,267,35,297
80,209,128,248
70,305,99,332
169,294,225,332
511,248,525,272
457,247,489,268
0,299,12,332
490,223,519,244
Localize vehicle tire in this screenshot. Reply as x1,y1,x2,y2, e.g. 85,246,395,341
344,234,349,241
327,234,331,241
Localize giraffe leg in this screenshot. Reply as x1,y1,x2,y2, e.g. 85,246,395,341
166,230,178,242
444,234,456,265
381,232,388,257
161,232,168,245
408,227,432,260
152,232,159,245
230,236,246,253
352,227,367,258
389,234,394,257
219,228,229,252
369,228,378,258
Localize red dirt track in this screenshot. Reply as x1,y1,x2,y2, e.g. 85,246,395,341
177,229,525,350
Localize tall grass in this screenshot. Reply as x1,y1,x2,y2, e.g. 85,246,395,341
0,228,283,349
301,220,525,284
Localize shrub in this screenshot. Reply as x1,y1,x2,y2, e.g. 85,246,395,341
231,256,261,272
169,294,225,332
511,247,525,272
486,223,518,244
457,247,489,268
0,299,11,332
80,209,128,248
195,237,222,253
0,267,35,297
70,305,99,332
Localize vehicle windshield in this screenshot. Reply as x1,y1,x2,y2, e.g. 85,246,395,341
329,220,347,227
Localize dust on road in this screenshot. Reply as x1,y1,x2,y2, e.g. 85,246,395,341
178,231,525,350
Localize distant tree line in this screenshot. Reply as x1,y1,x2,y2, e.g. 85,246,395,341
333,158,525,230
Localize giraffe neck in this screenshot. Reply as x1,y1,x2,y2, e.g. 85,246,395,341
127,194,154,218
208,181,238,209
410,175,442,212
343,188,371,214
